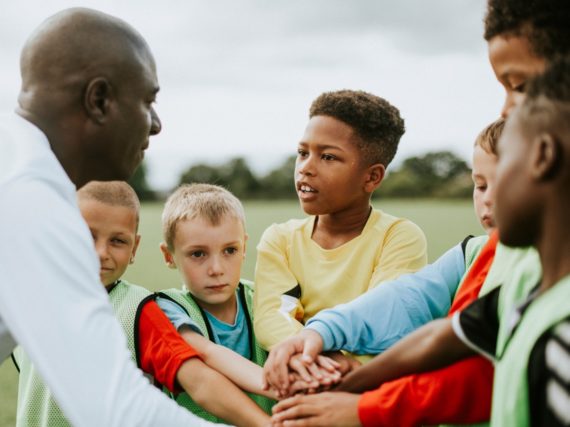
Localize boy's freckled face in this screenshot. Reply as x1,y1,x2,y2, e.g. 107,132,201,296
295,115,370,216
79,199,140,287
169,216,246,312
472,145,498,232
488,34,545,118
494,111,537,247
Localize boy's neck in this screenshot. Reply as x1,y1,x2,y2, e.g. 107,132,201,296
312,203,372,250
537,198,570,291
197,292,238,324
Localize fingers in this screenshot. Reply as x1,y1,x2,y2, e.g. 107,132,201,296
271,395,325,427
289,355,320,384
315,355,341,373
300,330,324,364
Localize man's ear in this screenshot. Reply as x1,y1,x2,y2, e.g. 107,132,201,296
159,242,177,269
531,133,561,181
363,163,386,193
84,77,113,124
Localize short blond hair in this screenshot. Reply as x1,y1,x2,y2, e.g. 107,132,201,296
77,181,140,229
474,118,505,156
162,183,246,250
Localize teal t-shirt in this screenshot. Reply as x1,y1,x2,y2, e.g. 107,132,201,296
157,291,251,359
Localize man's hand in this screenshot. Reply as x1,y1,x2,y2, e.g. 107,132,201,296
270,392,362,426
263,329,326,397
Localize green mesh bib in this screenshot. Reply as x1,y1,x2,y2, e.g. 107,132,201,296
159,280,275,423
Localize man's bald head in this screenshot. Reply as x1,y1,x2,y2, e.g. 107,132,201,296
17,8,161,188
19,8,152,113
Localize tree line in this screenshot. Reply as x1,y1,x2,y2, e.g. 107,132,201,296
129,150,473,201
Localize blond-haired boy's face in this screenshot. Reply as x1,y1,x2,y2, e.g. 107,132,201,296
472,145,498,233
79,199,140,287
161,215,247,314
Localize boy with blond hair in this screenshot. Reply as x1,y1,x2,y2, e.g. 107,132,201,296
157,183,279,422
13,181,269,427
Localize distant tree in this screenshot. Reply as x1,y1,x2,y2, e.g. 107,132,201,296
128,162,156,201
258,155,297,199
378,150,471,198
179,157,259,199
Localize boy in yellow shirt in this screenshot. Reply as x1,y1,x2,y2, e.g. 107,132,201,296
254,90,428,351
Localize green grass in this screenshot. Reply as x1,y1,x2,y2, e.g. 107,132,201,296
0,199,482,426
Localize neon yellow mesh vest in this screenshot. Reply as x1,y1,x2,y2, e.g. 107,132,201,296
158,280,275,423
491,266,569,427
12,280,153,427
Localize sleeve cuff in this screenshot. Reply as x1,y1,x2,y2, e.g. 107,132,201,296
305,322,335,352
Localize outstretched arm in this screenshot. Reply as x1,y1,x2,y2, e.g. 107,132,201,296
180,328,277,399
177,357,269,427
305,244,466,354
337,318,474,393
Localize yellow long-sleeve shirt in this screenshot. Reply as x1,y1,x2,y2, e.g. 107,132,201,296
253,209,428,350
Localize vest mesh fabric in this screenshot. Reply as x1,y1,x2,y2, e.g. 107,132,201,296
492,276,570,427
159,280,275,423
13,280,152,427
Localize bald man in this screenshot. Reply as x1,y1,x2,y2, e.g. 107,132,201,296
0,8,219,427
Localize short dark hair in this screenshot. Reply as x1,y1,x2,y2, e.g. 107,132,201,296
518,57,570,140
309,89,405,167
484,0,570,61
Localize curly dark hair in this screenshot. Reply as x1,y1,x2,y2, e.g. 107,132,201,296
309,89,405,167
484,0,570,61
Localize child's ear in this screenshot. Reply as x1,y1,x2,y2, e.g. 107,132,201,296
363,163,386,193
159,242,177,269
243,233,249,260
532,133,561,180
130,235,141,264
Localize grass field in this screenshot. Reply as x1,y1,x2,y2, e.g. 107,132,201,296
0,199,482,426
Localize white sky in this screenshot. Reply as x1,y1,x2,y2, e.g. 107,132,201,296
0,0,505,190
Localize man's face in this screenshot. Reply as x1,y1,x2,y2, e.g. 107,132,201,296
104,50,161,180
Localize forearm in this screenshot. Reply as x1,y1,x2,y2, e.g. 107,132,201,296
357,356,493,427
177,358,269,427
337,318,473,393
181,330,275,398
306,245,465,354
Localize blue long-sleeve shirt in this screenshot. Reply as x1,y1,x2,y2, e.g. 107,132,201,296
305,243,467,354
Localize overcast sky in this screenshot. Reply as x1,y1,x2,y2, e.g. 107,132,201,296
0,0,504,190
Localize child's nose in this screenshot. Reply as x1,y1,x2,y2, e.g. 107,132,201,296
95,241,109,260
297,156,316,177
208,257,224,276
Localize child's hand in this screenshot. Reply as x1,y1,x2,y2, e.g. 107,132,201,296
263,329,325,397
322,351,362,376
288,354,341,390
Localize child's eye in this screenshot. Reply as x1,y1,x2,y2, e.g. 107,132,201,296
321,153,336,161
190,250,206,258
111,238,127,245
297,149,308,158
475,185,487,192
224,247,238,255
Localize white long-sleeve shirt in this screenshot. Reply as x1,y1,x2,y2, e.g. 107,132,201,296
0,113,219,427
